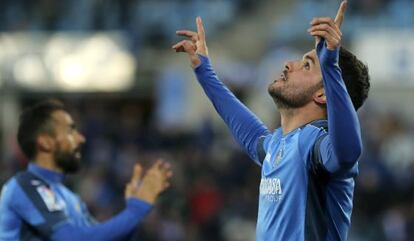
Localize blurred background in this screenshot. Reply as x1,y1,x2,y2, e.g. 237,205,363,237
0,0,413,240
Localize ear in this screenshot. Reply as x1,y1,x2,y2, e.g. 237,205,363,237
313,88,326,105
36,134,55,153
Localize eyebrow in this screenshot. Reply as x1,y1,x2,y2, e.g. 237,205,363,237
304,55,315,65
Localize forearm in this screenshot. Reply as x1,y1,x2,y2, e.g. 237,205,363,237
317,41,362,167
52,198,152,241
194,55,270,161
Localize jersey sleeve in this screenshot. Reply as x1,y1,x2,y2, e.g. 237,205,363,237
194,54,271,164
51,198,152,241
0,181,22,241
316,40,363,173
78,197,98,225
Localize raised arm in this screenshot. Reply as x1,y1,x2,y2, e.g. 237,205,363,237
309,1,362,172
173,17,270,164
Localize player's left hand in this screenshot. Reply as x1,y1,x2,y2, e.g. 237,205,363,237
125,160,173,204
308,0,347,50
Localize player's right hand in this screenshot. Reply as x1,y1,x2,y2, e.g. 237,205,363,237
125,160,173,204
308,0,347,50
173,17,208,68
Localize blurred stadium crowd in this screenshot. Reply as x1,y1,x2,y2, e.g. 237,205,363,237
0,0,414,241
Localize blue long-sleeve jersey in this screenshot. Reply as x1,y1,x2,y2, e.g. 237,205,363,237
193,41,362,241
0,164,152,241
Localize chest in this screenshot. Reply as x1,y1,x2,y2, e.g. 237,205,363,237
258,131,309,205
48,185,86,223
262,133,305,178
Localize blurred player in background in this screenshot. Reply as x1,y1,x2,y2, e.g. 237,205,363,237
174,1,370,240
0,99,172,241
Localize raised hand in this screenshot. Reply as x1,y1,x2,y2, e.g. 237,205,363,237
125,160,173,204
308,0,347,50
173,17,209,68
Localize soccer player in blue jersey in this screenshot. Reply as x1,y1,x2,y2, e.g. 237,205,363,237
0,99,173,241
173,1,370,240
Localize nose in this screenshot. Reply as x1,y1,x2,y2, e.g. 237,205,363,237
77,131,86,144
284,61,293,72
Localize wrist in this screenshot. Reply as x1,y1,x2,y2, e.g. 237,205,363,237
126,198,153,215
317,40,339,65
194,54,211,72
191,55,202,69
134,191,157,204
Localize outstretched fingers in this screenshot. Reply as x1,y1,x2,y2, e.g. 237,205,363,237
158,160,173,178
149,159,173,191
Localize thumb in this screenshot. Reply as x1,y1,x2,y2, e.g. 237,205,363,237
173,40,201,68
314,36,321,48
131,164,143,184
125,183,133,198
182,41,202,68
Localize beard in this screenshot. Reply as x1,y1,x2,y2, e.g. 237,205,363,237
268,81,323,109
54,145,82,174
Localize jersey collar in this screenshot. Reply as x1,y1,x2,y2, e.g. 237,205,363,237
28,163,64,184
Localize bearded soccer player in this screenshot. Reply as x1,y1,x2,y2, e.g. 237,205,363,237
0,99,173,241
173,1,370,240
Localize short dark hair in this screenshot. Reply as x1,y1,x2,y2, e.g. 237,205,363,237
17,99,67,160
339,47,371,110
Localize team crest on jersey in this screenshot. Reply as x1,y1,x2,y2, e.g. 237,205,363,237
264,140,285,168
36,185,66,212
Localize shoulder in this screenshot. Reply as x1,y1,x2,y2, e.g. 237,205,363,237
302,120,328,133
0,171,43,220
1,176,19,207
4,171,67,215
298,120,328,155
0,172,32,207
300,120,328,138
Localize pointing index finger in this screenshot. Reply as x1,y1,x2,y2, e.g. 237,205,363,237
196,17,205,41
334,1,347,28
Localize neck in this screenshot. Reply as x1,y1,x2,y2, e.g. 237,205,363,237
279,104,326,135
33,153,62,173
